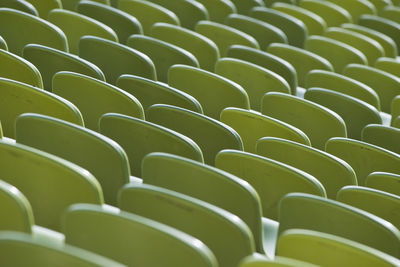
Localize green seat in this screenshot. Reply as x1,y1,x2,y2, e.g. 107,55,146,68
267,43,333,87
25,0,62,18
0,48,43,88
61,0,110,10
256,137,357,199
392,95,400,126
239,254,318,267
195,20,259,56
0,34,7,50
305,35,368,73
250,7,307,48
52,71,144,131
64,203,217,267
0,231,125,267
118,0,180,35
196,0,236,23
221,108,310,153
215,57,290,111
277,229,400,267
118,183,255,267
79,36,156,84
116,74,203,114
99,113,203,176
0,77,83,138
227,45,297,95
146,104,243,165
279,193,400,258
264,0,295,5
23,44,105,91
151,22,219,71
367,0,393,11
261,92,346,150
168,65,249,119
0,8,68,55
343,64,400,114
215,149,326,220
298,0,352,27
325,0,376,22
380,5,400,24
126,34,199,83
304,88,382,140
326,137,400,185
305,70,380,110
77,0,142,44
366,172,400,197
225,14,288,50
0,0,38,16
362,124,400,155
375,57,400,77
0,141,103,230
230,0,264,14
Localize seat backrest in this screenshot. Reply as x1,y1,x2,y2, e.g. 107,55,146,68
380,5,400,24
230,0,264,15
0,34,7,50
375,57,400,77
196,0,236,23
362,124,400,155
0,0,38,16
324,0,376,22
239,254,318,267
298,0,352,27
24,0,62,18
366,172,400,197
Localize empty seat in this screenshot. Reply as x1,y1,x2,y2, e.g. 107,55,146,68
362,124,400,155
324,0,376,22
230,0,264,15
0,0,38,16
298,0,352,27
366,172,400,197
239,254,317,267
25,0,62,18
196,0,236,23
375,57,400,77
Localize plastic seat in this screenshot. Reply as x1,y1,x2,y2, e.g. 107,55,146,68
0,77,83,138
304,88,382,140
221,108,310,153
256,137,357,199
0,231,125,267
343,64,400,114
239,254,318,267
23,44,105,91
324,0,376,22
146,104,243,165
118,0,180,35
375,57,400,77
25,0,62,18
196,0,236,23
0,48,43,88
279,193,400,258
151,22,219,71
99,113,203,176
267,43,333,87
298,0,352,27
77,1,142,44
230,0,264,14
215,149,326,220
0,8,68,55
168,65,249,119
367,0,393,11
0,0,38,15
215,57,290,111
305,35,368,73
250,7,307,48
392,96,400,126
277,229,400,267
118,183,255,267
116,74,203,114
380,5,400,24
362,124,400,155
60,0,109,10
227,45,297,95
262,92,346,150
195,20,259,56
326,137,400,185
79,36,156,84
366,172,400,197
0,34,7,50
126,35,199,83
264,0,295,5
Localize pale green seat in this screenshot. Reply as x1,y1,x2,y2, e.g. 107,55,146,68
343,64,400,114
168,65,249,119
119,184,255,267
0,8,68,55
215,57,290,111
256,137,357,199
52,71,144,131
262,92,346,150
0,77,83,138
0,231,125,267
64,203,217,267
277,229,400,267
118,0,180,35
267,43,333,87
61,0,110,10
250,7,307,48
196,0,236,23
230,0,264,14
325,0,376,22
304,88,382,140
151,22,219,71
380,5,400,24
366,172,400,196
0,35,7,50
239,254,318,267
23,44,105,91
79,36,156,84
147,104,243,165
126,34,199,83
77,0,142,44
25,0,62,18
279,193,400,258
215,149,326,220
375,57,400,77
305,70,380,110
298,0,352,27
227,45,297,95
195,20,259,56
0,141,103,230
221,108,310,153
272,2,326,36
225,14,288,50
305,35,368,73
99,113,203,176
362,124,400,155
326,137,400,185
0,48,43,88
367,0,393,11
0,0,38,15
